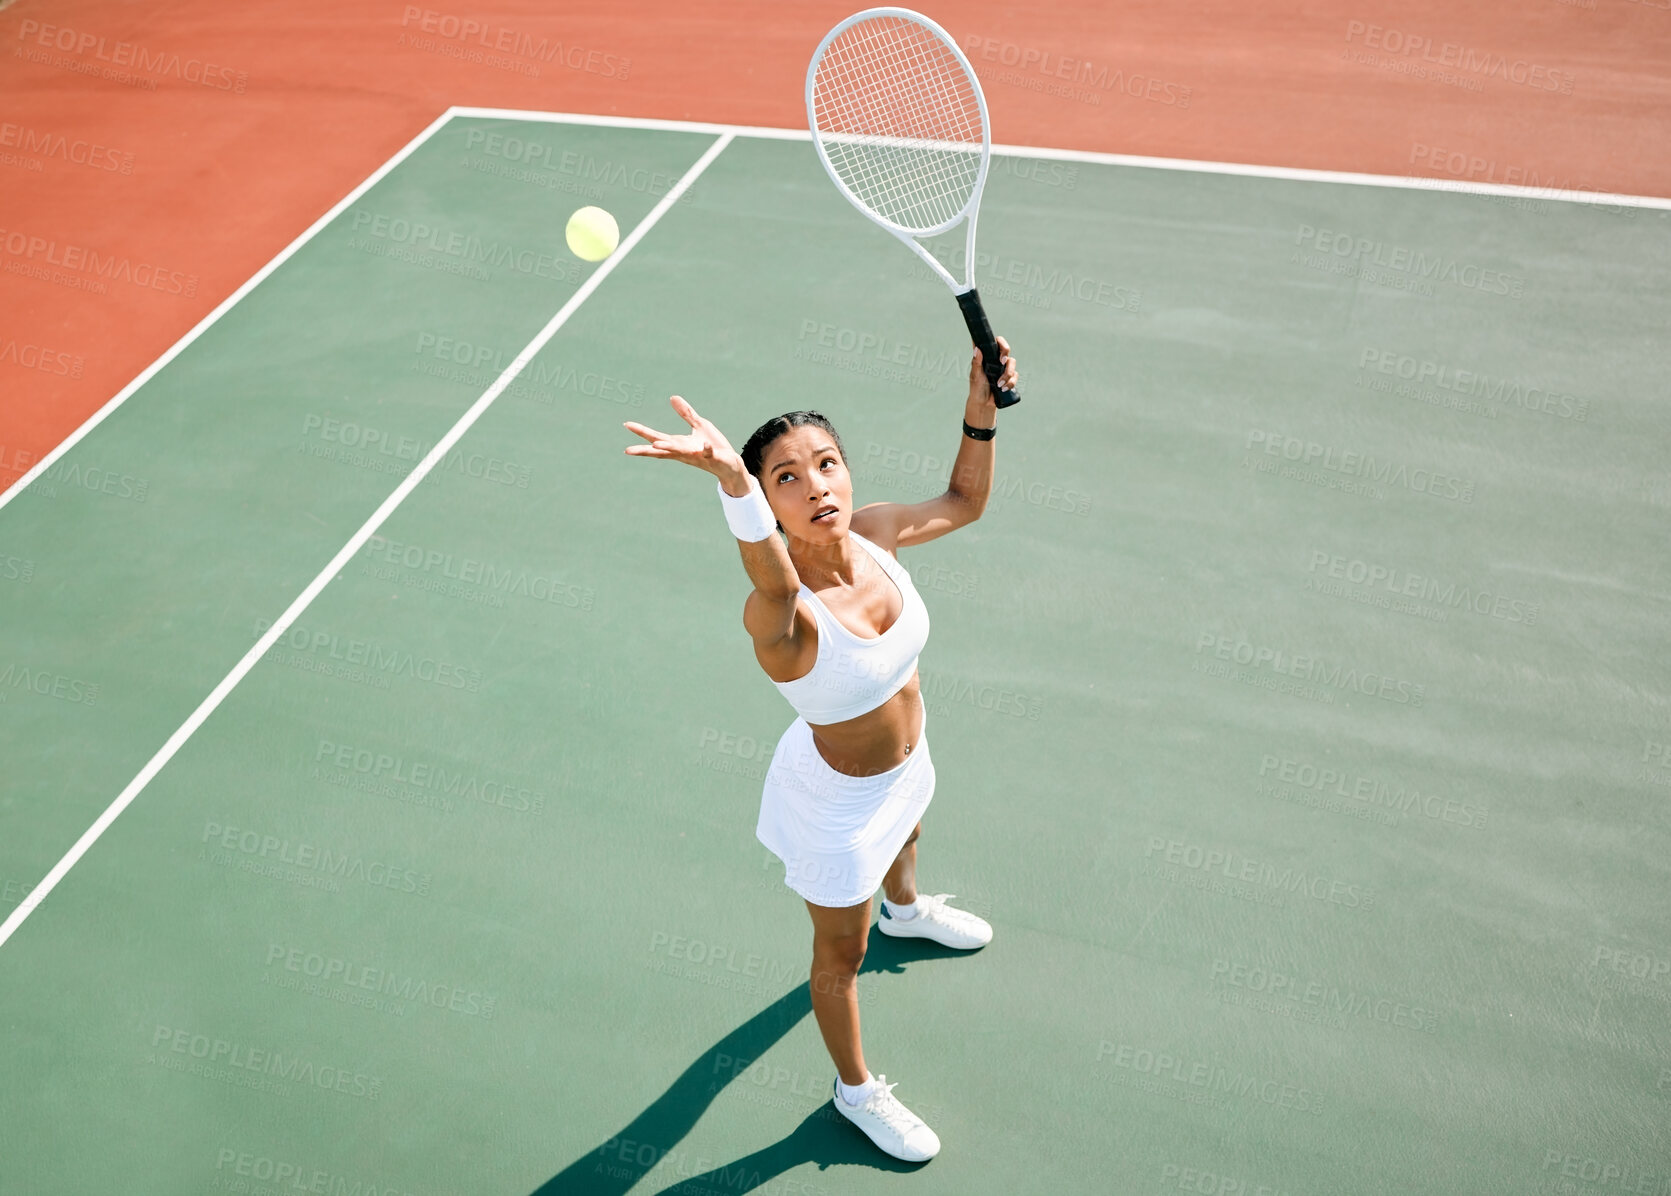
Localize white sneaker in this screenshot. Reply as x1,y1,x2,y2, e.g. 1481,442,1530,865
831,1074,941,1162
877,893,992,949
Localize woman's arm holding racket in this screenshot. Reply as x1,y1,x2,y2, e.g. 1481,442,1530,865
623,397,803,612
856,335,1017,550
948,334,1014,514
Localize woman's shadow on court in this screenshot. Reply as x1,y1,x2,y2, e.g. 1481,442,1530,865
529,933,959,1195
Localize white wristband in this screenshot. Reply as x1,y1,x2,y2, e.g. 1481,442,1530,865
717,475,778,542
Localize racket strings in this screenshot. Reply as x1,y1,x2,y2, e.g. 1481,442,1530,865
817,23,976,225
811,15,983,232
859,27,973,218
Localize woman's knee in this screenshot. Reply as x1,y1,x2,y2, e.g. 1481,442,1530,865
811,929,868,976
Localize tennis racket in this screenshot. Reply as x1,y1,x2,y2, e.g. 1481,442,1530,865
807,6,1021,408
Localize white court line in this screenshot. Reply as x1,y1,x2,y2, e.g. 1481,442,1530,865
0,109,457,517
0,130,736,950
452,105,1671,210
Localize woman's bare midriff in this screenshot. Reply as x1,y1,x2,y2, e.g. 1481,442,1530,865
806,677,924,777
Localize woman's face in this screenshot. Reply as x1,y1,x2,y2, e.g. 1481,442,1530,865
758,426,852,542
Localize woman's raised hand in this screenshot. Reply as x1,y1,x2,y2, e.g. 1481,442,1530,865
623,396,747,483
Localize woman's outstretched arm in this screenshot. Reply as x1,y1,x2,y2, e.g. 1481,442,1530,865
624,396,801,607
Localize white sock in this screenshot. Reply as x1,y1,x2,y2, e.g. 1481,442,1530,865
884,897,918,921
838,1073,878,1106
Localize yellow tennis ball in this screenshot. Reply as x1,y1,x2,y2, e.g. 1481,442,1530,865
565,206,619,262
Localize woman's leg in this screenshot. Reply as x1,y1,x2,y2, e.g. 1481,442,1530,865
881,820,922,906
805,895,877,1085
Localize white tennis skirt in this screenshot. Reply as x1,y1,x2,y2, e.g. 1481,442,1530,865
755,709,936,908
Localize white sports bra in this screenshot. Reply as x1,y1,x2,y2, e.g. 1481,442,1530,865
772,532,930,725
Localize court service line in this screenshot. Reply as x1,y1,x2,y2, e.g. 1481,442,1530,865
453,105,1671,211
0,110,460,517
0,131,736,951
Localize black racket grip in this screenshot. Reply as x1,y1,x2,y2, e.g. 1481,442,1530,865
956,288,1020,408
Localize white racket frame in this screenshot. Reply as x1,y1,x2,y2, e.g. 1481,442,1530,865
805,6,992,297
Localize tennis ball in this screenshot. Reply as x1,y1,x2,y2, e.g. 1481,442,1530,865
565,206,619,262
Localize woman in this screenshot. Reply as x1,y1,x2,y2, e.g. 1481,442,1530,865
623,337,1018,1164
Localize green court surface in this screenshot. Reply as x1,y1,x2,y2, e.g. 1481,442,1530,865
2,111,1669,1194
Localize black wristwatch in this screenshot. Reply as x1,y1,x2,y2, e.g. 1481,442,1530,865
962,420,996,441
